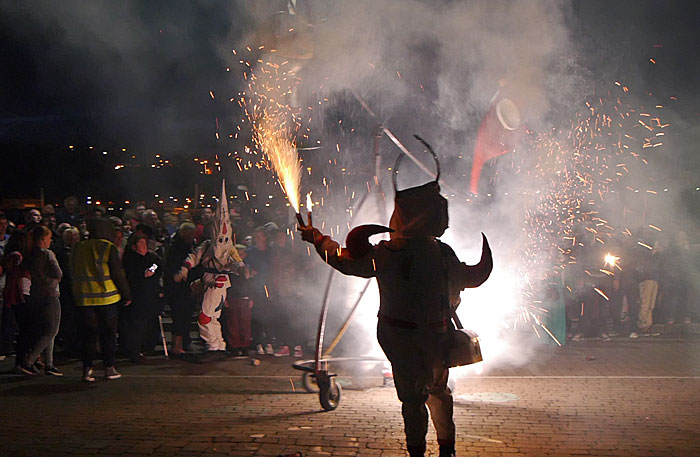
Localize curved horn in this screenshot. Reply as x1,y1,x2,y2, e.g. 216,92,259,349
392,135,441,192
464,233,493,288
413,135,441,181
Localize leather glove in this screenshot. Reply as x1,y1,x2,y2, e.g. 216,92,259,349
298,225,322,244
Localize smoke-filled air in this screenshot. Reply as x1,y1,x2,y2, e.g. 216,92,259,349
220,0,697,376
4,0,694,374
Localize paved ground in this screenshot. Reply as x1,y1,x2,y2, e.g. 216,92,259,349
1,325,700,457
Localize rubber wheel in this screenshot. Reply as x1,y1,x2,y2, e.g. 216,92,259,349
319,378,341,411
302,372,319,393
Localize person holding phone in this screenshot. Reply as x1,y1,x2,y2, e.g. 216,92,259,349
121,233,162,363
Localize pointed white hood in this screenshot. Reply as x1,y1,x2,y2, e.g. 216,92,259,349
213,179,235,264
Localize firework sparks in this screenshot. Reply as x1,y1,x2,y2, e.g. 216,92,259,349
254,117,302,212
594,287,609,301
638,241,653,250
306,192,313,226
604,253,620,270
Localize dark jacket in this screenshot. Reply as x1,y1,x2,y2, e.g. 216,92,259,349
313,235,491,325
123,250,162,307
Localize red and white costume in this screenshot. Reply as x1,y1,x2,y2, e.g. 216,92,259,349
176,180,243,351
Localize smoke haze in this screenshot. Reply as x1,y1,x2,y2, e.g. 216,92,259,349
2,0,698,372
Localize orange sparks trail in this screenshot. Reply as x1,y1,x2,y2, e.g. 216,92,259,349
216,44,670,348
254,117,302,212
594,288,609,301
231,45,305,213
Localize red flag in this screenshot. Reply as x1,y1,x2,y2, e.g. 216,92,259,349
469,92,522,194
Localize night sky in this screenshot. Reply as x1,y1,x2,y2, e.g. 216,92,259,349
1,0,698,203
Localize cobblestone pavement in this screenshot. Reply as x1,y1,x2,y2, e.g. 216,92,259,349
1,327,700,457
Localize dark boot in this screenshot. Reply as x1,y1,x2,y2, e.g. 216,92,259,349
439,444,456,457
407,444,425,457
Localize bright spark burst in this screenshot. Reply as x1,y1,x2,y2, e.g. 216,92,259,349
604,253,620,269
230,45,305,211
254,117,302,212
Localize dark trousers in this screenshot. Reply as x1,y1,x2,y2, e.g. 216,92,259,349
377,322,455,452
666,283,688,322
169,292,194,349
579,291,604,337
118,303,149,358
251,292,275,345
13,302,33,366
143,298,164,352
222,297,252,349
0,305,19,355
79,304,119,368
58,294,79,356
26,297,61,366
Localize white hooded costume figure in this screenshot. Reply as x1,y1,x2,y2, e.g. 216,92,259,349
175,180,244,352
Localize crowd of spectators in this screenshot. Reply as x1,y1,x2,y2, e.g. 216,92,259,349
0,196,317,381
561,227,699,342
1,197,698,379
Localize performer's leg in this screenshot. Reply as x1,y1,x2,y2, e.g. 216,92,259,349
427,364,455,453
204,318,226,351
396,364,429,457
378,323,428,456
199,291,227,351
199,303,226,352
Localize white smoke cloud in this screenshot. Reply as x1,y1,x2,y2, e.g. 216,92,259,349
229,0,586,372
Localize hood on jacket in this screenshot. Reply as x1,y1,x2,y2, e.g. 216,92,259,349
86,218,115,242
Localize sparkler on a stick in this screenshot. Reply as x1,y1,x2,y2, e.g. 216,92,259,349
306,193,313,226
294,193,313,228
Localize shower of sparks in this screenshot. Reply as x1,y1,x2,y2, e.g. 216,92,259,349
254,117,302,212
604,253,620,270
514,84,665,276
499,82,666,344
224,42,669,353
231,45,305,212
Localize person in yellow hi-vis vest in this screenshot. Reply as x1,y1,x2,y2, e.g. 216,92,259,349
72,218,131,382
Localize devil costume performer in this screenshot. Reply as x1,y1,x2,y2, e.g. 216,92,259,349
175,181,244,352
300,138,492,457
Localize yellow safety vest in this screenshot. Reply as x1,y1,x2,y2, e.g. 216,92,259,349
72,239,121,306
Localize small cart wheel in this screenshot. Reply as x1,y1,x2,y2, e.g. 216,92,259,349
302,371,319,393
319,378,341,411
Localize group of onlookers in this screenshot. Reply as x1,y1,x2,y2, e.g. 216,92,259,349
2,197,697,379
565,229,698,341
0,197,316,381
